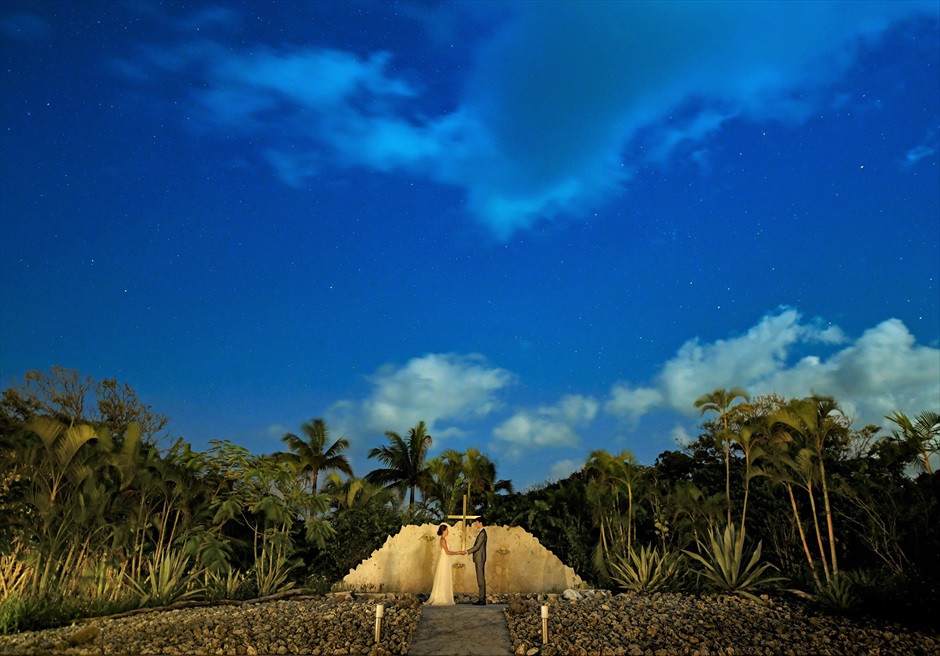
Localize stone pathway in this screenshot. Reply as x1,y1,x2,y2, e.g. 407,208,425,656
408,604,512,656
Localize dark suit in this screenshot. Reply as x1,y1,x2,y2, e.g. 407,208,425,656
466,527,487,601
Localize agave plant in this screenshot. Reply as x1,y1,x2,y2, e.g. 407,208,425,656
608,544,683,593
684,523,785,603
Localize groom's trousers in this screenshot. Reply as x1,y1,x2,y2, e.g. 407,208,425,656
474,558,486,599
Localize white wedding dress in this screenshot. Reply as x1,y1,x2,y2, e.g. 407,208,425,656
426,545,455,606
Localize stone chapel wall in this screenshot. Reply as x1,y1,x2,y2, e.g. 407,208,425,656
341,523,584,594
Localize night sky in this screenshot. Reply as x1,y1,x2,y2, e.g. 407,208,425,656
2,0,938,489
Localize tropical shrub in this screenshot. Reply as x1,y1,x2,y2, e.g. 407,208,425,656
126,549,200,607
0,547,136,633
201,567,249,601
252,542,296,598
301,503,404,584
814,571,860,611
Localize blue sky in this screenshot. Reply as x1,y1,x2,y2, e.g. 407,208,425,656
1,0,938,489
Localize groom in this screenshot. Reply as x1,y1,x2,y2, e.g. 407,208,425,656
466,517,488,605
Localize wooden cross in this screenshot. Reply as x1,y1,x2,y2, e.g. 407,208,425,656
446,494,479,550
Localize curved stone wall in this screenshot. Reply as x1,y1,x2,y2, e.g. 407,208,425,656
342,523,584,594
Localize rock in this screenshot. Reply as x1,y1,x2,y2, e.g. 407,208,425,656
66,625,98,646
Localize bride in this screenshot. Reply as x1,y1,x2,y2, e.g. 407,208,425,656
426,524,465,606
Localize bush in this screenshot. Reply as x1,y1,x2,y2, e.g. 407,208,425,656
0,593,28,635
300,504,404,584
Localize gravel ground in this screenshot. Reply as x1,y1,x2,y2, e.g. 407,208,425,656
0,595,421,656
0,591,935,656
505,591,938,656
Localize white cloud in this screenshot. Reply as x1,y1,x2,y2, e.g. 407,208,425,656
340,353,515,437
604,385,664,425
605,309,939,430
265,423,290,440
767,319,940,425
657,308,845,412
669,425,694,448
492,394,599,459
548,459,582,483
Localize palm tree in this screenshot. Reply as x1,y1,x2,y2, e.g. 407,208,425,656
657,480,723,552
759,439,825,589
321,472,391,511
584,449,632,579
367,420,433,507
735,422,768,541
422,451,464,518
18,416,107,545
885,411,940,475
460,447,513,511
280,418,352,493
773,395,847,577
694,387,751,526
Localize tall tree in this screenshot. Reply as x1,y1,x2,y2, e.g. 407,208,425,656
735,422,768,542
422,451,465,517
584,449,635,580
280,418,352,493
694,387,751,526
459,447,514,511
885,411,940,475
367,420,433,507
760,439,825,589
774,395,848,577
1,366,168,443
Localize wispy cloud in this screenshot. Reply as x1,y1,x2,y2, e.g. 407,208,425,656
0,12,51,42
118,1,938,239
453,1,938,235
904,129,938,166
605,308,940,430
265,423,289,441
